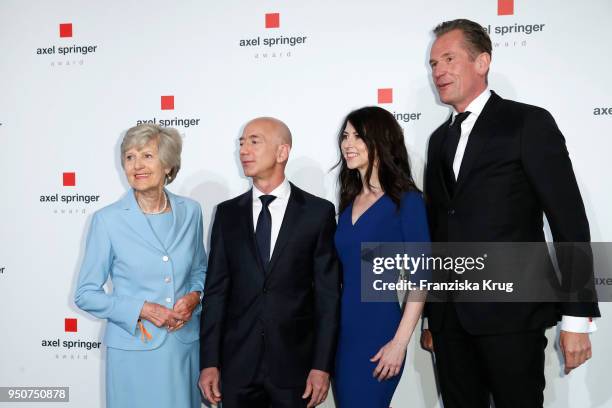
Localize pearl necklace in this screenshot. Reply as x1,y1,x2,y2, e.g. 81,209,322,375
139,192,168,215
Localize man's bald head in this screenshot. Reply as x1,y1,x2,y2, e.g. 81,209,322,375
245,117,292,147
239,116,292,184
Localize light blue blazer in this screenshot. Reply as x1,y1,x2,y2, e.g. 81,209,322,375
74,189,206,350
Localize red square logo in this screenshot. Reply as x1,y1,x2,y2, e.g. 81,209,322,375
498,0,514,15
63,172,76,187
64,318,77,332
161,95,174,110
377,88,393,104
59,23,72,38
265,13,280,29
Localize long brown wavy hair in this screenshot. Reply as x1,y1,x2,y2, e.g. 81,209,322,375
334,106,418,213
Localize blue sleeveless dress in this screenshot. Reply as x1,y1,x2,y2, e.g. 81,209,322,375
333,192,430,407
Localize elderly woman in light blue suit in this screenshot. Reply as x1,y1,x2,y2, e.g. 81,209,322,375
74,124,206,408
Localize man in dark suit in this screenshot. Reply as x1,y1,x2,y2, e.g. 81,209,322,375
421,19,600,407
198,117,341,408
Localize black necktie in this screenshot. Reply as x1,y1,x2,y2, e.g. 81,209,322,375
443,111,471,195
256,195,277,267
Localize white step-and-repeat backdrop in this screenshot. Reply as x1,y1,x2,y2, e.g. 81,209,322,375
1,0,611,407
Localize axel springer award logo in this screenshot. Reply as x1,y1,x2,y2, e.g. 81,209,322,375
239,12,309,60
377,88,422,126
41,318,101,361
498,0,514,15
36,23,99,68
136,95,201,129
593,105,612,116
39,172,101,215
483,0,547,49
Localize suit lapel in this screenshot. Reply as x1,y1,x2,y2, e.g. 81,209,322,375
163,191,184,251
237,190,266,276
266,183,305,276
432,116,453,202
119,189,165,253
454,92,502,196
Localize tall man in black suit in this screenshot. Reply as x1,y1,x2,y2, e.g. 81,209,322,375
198,117,341,408
421,19,600,407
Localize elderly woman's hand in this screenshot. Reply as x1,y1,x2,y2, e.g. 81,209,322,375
170,292,201,331
139,302,184,329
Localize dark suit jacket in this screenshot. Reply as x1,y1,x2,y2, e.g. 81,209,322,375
424,91,600,334
200,182,341,387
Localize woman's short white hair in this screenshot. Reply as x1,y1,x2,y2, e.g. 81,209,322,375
121,124,183,185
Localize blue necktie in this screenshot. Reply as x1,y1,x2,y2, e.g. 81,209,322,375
256,195,277,267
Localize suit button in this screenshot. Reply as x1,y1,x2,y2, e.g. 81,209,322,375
261,330,265,337
162,255,169,262
164,277,171,283
263,287,267,293
448,209,455,216
165,297,172,303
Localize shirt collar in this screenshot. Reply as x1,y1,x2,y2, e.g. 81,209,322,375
252,178,291,201
452,87,491,122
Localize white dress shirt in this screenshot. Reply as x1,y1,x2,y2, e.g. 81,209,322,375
450,87,491,180
252,178,291,260
438,88,596,333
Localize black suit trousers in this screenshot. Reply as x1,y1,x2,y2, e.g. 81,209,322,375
432,303,547,408
221,335,308,408
221,366,308,408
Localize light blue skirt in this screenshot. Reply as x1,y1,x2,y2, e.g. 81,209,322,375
106,334,200,408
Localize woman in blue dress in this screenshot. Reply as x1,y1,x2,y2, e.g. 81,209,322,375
74,124,206,408
333,106,430,407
